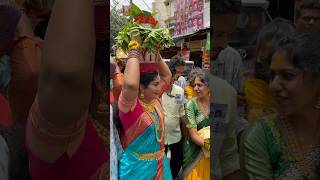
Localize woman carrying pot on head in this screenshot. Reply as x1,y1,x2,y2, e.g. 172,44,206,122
117,4,174,180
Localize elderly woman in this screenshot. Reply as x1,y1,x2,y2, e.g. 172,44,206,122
183,69,211,180
242,32,320,179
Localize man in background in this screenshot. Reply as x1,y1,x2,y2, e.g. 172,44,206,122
162,57,186,179
211,0,244,94
210,0,244,179
295,0,320,31
202,61,210,71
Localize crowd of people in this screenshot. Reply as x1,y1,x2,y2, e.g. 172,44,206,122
1,0,320,179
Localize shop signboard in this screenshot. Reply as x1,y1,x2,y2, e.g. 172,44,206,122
174,0,205,36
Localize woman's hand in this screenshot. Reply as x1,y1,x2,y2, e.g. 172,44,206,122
188,128,206,147
203,139,210,151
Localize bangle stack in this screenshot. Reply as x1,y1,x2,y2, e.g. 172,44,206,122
128,49,143,61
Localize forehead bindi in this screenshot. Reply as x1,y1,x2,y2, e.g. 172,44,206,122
271,57,286,70
271,50,293,70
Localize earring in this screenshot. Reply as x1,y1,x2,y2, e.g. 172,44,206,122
315,97,320,110
140,92,144,99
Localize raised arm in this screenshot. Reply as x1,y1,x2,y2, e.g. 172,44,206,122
158,57,171,85
120,49,140,113
112,65,123,101
38,0,95,125
156,57,172,97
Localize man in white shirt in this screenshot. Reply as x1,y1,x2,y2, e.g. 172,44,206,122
162,57,186,179
175,75,186,90
211,46,244,94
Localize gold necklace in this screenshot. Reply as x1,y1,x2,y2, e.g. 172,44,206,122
196,98,210,118
140,100,156,113
141,100,164,143
278,116,316,178
149,111,163,143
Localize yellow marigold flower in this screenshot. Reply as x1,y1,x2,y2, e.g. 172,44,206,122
128,40,140,49
185,85,195,99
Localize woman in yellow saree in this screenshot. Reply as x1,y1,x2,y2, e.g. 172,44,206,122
183,70,210,180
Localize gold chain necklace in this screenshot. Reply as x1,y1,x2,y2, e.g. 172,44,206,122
140,100,156,113
278,116,316,178
140,100,163,143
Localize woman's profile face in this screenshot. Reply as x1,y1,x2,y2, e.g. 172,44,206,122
193,77,209,98
269,50,320,116
141,75,161,101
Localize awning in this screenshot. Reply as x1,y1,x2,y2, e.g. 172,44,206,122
172,27,210,41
